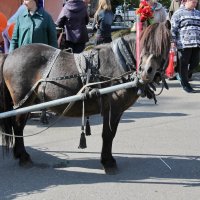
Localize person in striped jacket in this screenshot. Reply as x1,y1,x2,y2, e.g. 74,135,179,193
171,0,200,93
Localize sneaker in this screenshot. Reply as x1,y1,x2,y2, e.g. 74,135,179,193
180,81,196,93
183,83,196,93
183,86,196,93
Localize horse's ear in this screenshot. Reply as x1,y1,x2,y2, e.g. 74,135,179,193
165,20,171,30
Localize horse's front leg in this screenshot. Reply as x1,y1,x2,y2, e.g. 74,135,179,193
101,109,122,174
13,114,33,167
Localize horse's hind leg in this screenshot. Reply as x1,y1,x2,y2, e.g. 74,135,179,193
101,109,122,174
13,114,33,167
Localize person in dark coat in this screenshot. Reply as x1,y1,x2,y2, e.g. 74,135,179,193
56,0,89,53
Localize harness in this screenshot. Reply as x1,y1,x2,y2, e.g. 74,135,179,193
14,49,61,109
74,50,100,84
6,37,169,143
111,37,136,72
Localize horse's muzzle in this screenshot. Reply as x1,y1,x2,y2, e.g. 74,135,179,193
140,54,156,83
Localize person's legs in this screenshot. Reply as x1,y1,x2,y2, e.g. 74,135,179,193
188,47,200,79
178,48,195,92
95,37,104,45
73,43,85,53
104,37,112,43
64,41,73,52
64,41,85,53
95,36,112,46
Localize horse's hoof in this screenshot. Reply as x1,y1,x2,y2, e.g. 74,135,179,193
104,166,119,175
19,154,33,168
101,158,118,175
19,158,33,168
13,152,20,160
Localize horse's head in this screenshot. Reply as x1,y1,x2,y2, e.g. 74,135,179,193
139,53,165,83
138,21,171,83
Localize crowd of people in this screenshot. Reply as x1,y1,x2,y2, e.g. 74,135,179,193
1,0,200,93
10,0,58,52
1,0,115,54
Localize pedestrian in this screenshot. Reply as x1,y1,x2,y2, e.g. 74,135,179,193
83,0,90,5
2,5,26,53
92,0,114,45
168,0,182,19
147,0,167,23
9,0,58,52
83,0,91,15
169,0,199,20
171,0,200,93
56,0,89,53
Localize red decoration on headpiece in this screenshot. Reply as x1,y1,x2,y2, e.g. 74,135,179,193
136,0,153,22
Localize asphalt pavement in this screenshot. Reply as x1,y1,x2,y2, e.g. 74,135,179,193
0,73,200,200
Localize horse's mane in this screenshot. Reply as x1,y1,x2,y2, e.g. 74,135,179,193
94,33,136,55
94,22,170,61
140,22,171,59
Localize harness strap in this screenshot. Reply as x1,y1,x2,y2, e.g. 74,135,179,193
74,50,99,84
14,49,61,109
43,49,61,78
111,38,136,73
118,37,135,71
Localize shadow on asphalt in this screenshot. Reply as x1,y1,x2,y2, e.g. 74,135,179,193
27,111,187,127
166,73,200,92
0,146,200,200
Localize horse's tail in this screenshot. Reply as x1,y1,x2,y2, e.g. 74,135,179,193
0,54,14,151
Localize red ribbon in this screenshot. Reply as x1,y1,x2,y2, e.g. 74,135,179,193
136,15,143,72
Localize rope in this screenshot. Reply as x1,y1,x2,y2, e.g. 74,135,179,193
155,82,164,96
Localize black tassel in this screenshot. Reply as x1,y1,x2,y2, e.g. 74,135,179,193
85,117,91,136
78,132,87,149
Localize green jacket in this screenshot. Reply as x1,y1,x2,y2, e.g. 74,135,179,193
10,8,58,52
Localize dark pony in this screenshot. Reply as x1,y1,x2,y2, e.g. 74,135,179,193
0,22,170,174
